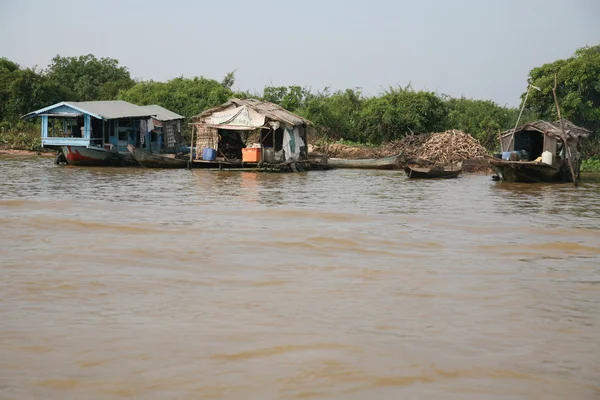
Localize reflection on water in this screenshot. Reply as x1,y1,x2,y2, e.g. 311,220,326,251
1,156,599,400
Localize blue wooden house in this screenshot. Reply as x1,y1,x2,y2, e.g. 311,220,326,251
22,100,183,166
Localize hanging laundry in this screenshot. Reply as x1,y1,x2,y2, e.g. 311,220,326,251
140,120,147,146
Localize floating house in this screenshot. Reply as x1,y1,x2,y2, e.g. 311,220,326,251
189,99,311,170
22,101,183,166
138,105,185,152
489,120,590,182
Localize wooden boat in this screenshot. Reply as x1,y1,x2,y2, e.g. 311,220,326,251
127,145,188,168
328,154,400,170
493,120,590,183
404,162,462,179
487,157,571,183
61,145,124,167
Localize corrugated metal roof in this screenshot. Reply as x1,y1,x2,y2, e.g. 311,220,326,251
191,98,312,126
21,100,155,120
139,105,184,121
68,100,154,119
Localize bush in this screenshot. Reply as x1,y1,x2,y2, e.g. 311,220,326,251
581,157,600,172
0,122,41,151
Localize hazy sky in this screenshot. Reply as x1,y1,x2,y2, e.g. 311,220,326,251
1,0,598,106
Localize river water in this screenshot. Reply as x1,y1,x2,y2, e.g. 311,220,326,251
1,156,599,400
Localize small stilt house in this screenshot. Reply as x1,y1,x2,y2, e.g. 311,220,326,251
190,99,311,164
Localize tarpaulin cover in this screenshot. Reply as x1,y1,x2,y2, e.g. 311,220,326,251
207,106,266,130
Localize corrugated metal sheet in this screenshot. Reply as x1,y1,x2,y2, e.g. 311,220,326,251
22,100,155,120
139,105,184,121
68,101,154,119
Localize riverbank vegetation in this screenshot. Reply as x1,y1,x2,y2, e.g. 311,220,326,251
581,157,600,173
1,46,598,159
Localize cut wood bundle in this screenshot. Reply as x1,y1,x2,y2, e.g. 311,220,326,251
312,130,488,162
389,130,487,164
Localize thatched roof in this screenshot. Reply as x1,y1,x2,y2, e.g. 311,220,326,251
191,98,311,127
501,120,591,141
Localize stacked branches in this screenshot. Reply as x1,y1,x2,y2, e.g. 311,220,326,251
314,130,489,163
390,130,488,164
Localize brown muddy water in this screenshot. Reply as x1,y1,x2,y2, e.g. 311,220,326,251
1,156,599,400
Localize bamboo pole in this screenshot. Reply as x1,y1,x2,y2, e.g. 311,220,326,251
189,124,195,165
506,84,533,151
552,72,577,187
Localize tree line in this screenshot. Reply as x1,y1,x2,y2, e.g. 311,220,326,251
1,45,598,153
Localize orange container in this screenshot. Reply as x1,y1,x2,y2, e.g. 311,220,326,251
242,148,261,162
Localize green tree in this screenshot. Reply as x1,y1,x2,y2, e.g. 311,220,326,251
445,97,528,150
300,88,363,141
525,45,600,139
0,64,63,123
221,70,236,90
46,54,135,101
358,87,448,144
118,75,233,119
262,85,311,112
0,58,21,122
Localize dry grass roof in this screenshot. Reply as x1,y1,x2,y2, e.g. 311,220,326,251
191,98,311,127
501,120,591,141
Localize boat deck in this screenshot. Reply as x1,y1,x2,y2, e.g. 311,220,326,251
188,159,314,172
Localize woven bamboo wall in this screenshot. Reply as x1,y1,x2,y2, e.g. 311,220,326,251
195,125,218,159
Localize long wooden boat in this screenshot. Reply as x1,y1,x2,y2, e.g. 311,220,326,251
127,145,188,168
328,154,400,170
487,157,572,183
404,162,462,179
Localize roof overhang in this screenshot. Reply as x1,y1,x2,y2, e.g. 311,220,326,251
21,101,103,120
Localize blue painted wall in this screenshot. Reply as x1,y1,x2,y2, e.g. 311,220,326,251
84,114,91,138
41,115,48,138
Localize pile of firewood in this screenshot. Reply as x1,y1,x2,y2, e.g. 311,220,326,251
389,130,487,164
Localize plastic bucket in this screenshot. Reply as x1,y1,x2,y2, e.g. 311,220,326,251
202,148,216,161
263,147,274,162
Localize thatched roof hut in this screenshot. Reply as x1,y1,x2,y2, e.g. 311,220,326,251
191,98,311,127
499,120,590,161
500,120,590,144
190,99,311,163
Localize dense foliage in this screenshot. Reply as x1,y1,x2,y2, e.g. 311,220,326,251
581,157,600,172
1,44,598,157
525,45,600,153
46,54,135,101
118,77,232,121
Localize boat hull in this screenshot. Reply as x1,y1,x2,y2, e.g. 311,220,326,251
404,168,462,179
127,145,188,168
488,159,572,183
328,155,400,170
404,162,462,179
61,146,123,166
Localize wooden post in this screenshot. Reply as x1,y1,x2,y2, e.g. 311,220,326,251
41,115,48,138
552,72,577,187
498,129,503,153
189,124,194,163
